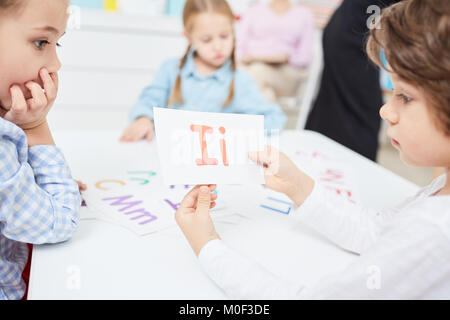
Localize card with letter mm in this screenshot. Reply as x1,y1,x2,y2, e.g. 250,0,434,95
153,107,266,185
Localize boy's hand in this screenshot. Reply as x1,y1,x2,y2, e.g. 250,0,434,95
120,117,154,142
76,180,87,192
3,68,58,130
175,185,220,256
249,146,315,207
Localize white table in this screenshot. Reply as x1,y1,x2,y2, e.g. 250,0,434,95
28,130,419,299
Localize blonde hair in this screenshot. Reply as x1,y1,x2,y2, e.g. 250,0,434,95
366,0,450,135
167,0,236,107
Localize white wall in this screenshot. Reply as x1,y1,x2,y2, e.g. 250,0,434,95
49,6,325,132
49,9,187,131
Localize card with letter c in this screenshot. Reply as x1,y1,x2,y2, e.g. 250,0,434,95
153,107,265,185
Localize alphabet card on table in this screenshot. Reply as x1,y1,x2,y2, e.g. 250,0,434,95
81,180,230,236
82,186,176,236
279,131,361,204
153,107,265,185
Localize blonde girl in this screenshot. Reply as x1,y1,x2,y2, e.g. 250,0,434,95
120,0,287,142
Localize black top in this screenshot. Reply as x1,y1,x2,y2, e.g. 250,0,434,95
305,0,402,161
339,0,401,40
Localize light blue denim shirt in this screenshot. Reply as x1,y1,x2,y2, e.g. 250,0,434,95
129,51,287,131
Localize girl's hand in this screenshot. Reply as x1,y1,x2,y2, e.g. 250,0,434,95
120,117,154,142
248,146,315,207
261,53,290,65
175,185,220,256
241,54,290,65
3,68,58,130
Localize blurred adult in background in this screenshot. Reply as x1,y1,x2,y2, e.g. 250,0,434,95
236,0,315,102
305,0,402,161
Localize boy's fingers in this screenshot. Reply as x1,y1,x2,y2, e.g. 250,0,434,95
248,150,270,168
7,86,27,119
177,184,216,212
76,180,87,191
179,185,202,211
10,85,27,109
196,186,211,216
249,146,280,170
40,69,57,101
50,72,59,92
25,82,47,109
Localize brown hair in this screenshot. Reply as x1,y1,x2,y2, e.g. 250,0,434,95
0,0,22,11
367,0,450,134
167,0,236,107
0,0,17,7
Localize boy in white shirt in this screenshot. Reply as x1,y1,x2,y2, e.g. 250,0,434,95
174,0,450,299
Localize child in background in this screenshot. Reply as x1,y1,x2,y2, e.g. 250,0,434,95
120,0,287,143
0,0,81,300
236,0,314,102
175,0,450,299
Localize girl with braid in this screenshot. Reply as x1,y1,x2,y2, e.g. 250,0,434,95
120,0,287,142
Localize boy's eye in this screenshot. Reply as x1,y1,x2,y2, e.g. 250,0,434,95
396,93,412,104
34,40,50,49
34,40,62,50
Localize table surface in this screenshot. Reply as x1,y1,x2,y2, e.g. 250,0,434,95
28,130,419,299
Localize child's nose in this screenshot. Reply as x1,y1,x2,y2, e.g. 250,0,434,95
46,54,62,74
380,102,399,125
213,40,222,51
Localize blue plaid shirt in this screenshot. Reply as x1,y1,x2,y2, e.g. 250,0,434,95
0,117,81,300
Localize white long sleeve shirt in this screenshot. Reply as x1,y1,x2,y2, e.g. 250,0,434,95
198,175,450,299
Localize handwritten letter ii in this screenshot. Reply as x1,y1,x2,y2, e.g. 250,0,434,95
153,107,265,185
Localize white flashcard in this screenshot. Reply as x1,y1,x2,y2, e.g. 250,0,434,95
81,182,231,236
82,187,175,236
153,107,265,185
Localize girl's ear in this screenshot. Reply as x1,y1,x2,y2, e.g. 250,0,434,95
183,31,192,45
